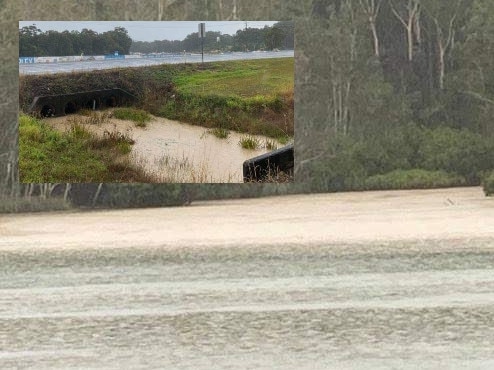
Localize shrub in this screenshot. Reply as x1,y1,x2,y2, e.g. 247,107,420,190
209,127,230,139
419,127,494,183
113,108,151,127
483,171,494,196
364,169,467,190
239,136,261,150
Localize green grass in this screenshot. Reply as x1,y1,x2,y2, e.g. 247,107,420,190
239,136,262,150
19,114,151,183
208,127,230,139
162,58,294,139
276,135,291,145
113,107,152,127
173,58,294,98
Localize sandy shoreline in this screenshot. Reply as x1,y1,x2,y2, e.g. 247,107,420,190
0,186,493,251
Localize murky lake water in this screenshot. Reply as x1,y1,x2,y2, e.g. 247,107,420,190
19,51,294,75
47,115,275,182
1,242,494,370
1,188,494,369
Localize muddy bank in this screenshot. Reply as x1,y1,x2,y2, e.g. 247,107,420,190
1,187,493,251
46,113,275,183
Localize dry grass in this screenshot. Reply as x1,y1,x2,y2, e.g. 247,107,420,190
131,152,237,183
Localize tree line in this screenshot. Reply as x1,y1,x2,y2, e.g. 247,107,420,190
8,0,494,211
297,0,494,192
19,22,294,58
130,21,294,54
19,26,133,57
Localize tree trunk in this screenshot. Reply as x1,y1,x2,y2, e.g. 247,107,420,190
407,21,413,61
371,21,379,57
390,0,419,61
359,0,381,57
438,37,445,90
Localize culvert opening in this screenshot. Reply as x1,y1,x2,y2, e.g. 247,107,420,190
86,98,101,110
64,101,78,114
106,96,117,107
40,105,56,117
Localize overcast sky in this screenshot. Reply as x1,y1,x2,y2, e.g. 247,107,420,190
19,21,278,42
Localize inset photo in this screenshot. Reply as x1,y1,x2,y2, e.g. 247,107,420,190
19,21,294,183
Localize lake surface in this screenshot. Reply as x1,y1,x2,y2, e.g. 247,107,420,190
19,50,294,75
1,188,494,369
1,242,494,370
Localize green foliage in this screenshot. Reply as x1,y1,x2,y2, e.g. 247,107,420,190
239,136,262,150
19,26,132,57
113,107,151,126
19,114,148,183
158,58,294,138
277,135,291,145
174,58,294,98
19,115,107,182
129,21,293,54
209,127,230,139
419,127,494,183
305,124,494,193
364,169,467,190
483,171,494,196
309,136,367,192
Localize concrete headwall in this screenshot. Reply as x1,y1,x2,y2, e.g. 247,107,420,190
243,144,294,182
28,88,137,117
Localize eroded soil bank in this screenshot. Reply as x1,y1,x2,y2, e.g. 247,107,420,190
46,113,276,183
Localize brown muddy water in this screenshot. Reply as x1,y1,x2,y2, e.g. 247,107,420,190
46,113,277,182
1,187,494,369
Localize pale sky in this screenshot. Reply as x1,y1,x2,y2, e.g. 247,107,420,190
18,21,278,42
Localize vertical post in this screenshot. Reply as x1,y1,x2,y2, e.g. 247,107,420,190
198,23,205,65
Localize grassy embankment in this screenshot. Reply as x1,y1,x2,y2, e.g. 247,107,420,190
19,58,294,141
19,111,152,183
19,58,294,183
160,58,294,143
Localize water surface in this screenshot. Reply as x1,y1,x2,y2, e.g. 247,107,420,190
19,51,294,75
1,188,494,369
1,242,494,369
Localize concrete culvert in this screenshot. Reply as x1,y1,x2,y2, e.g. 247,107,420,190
40,105,56,117
106,96,117,107
64,101,78,114
86,98,100,110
